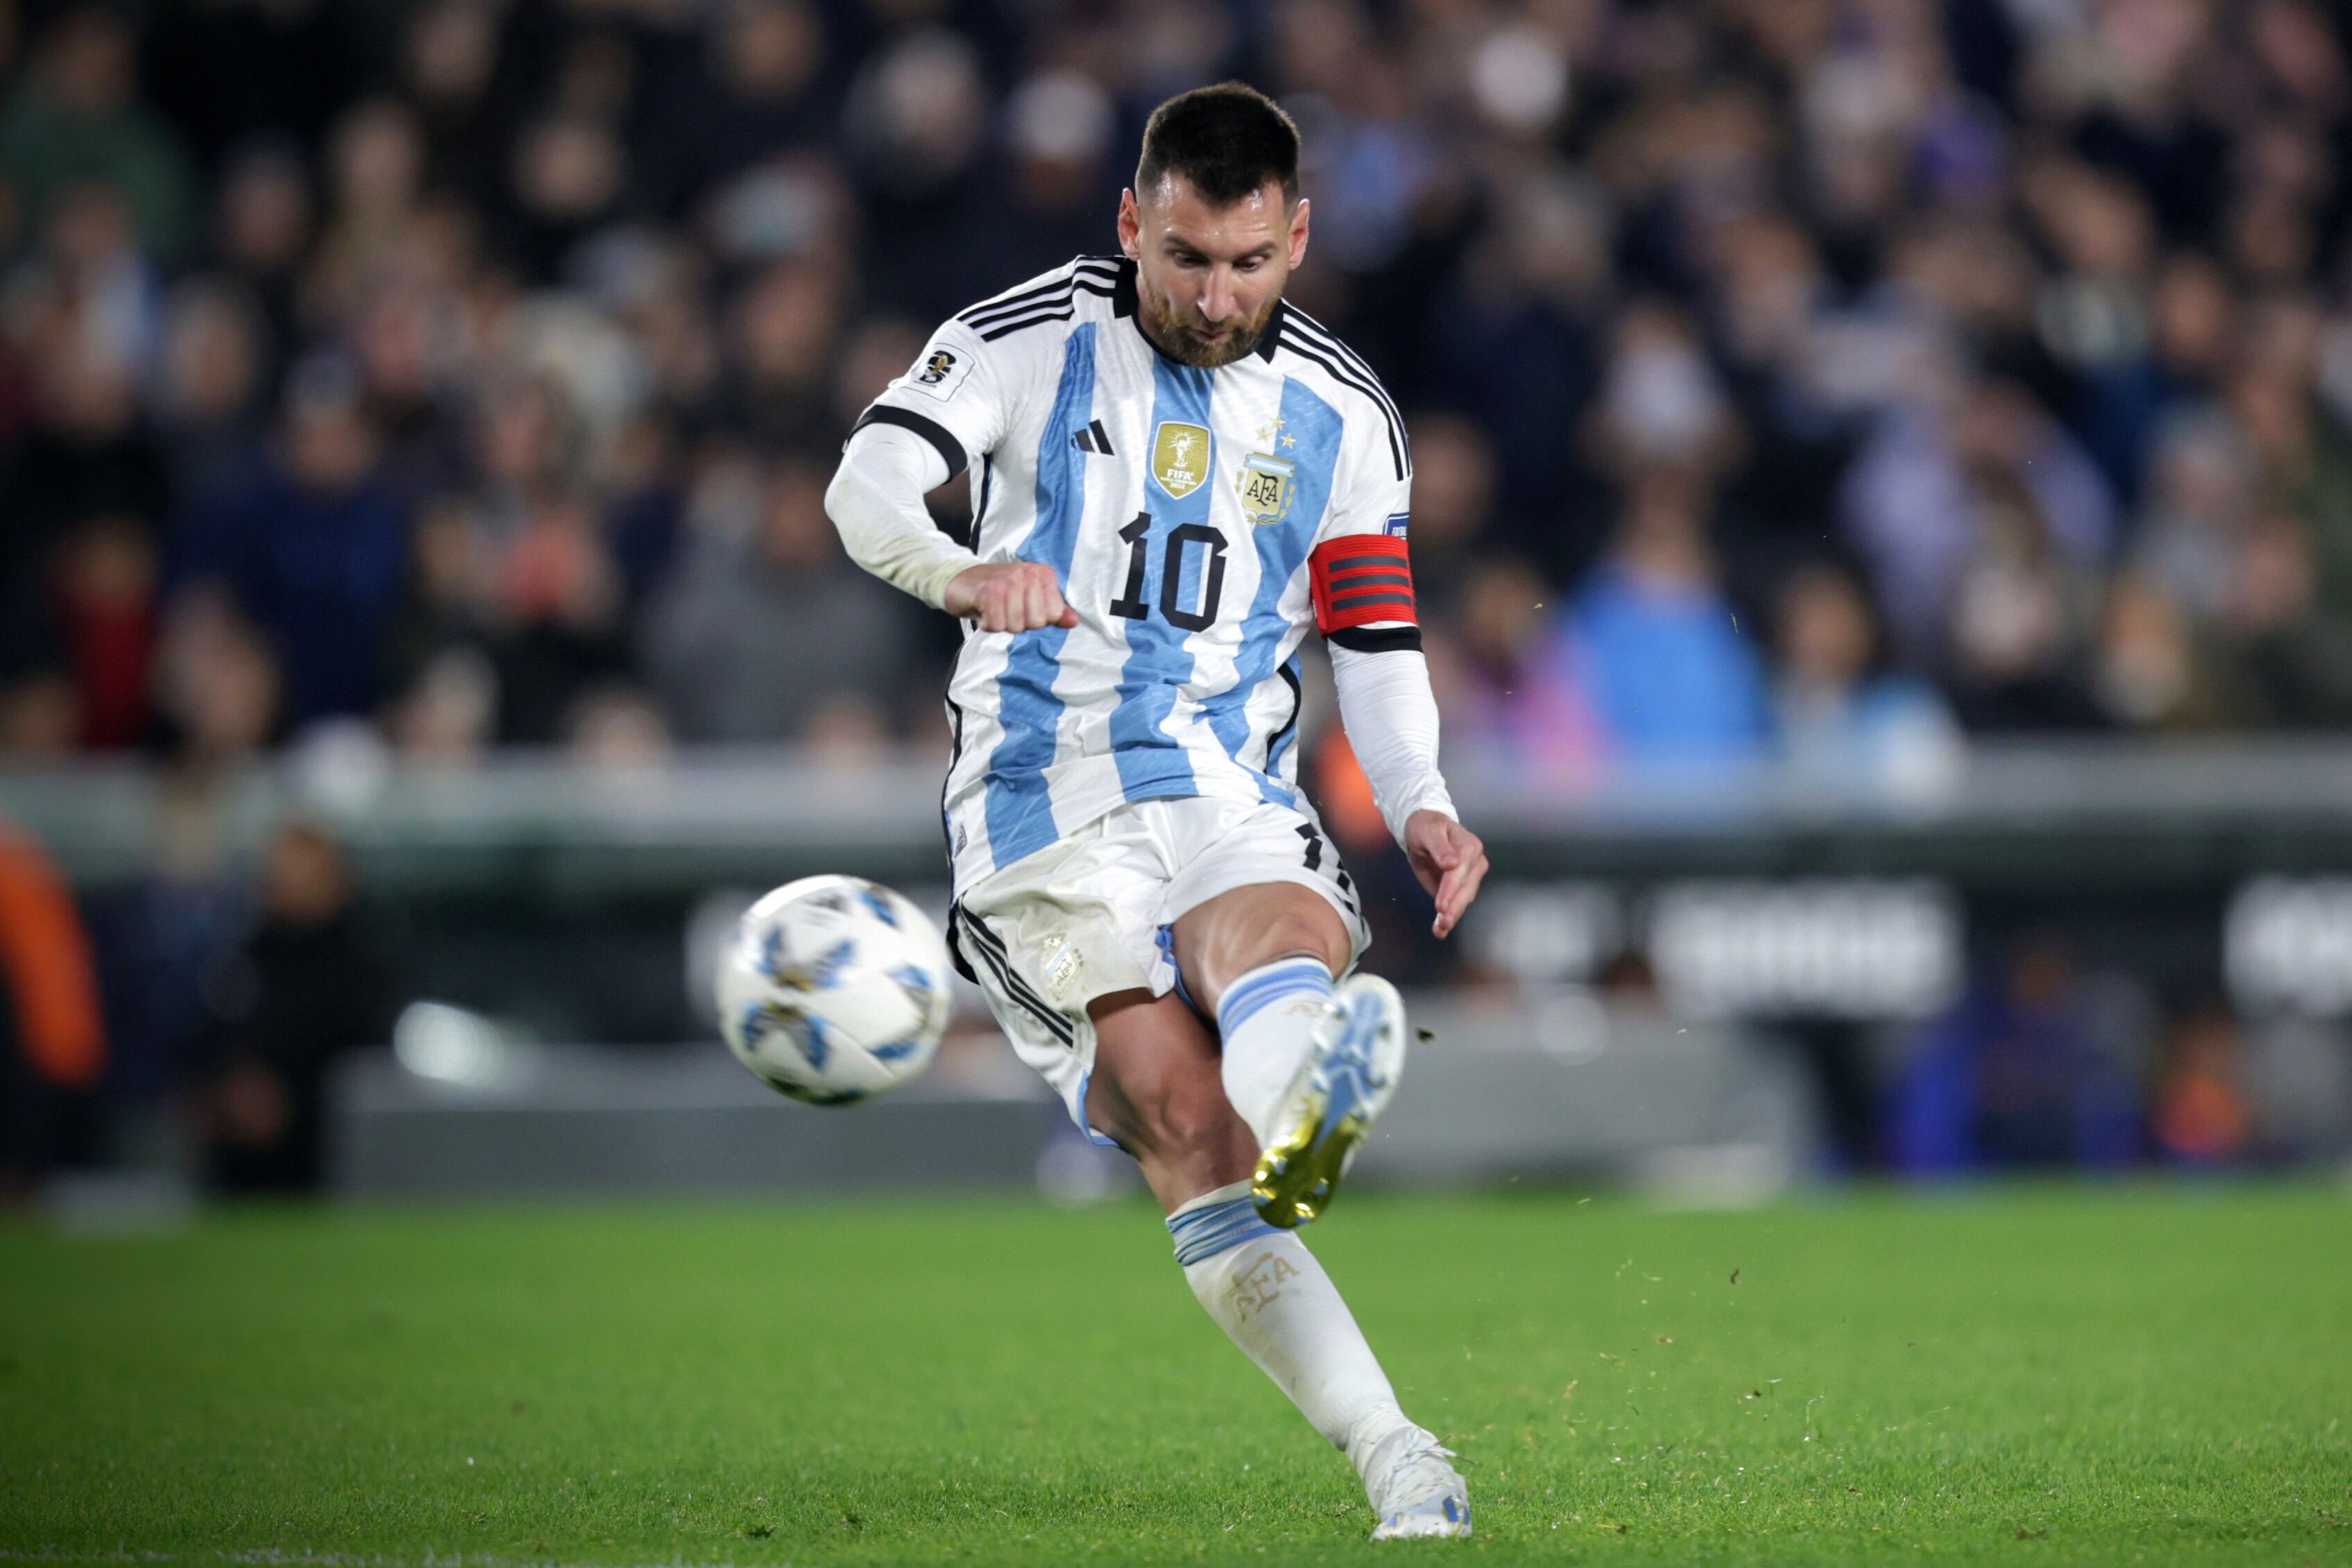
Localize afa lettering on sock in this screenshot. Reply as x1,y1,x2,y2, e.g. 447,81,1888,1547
1229,1249,1302,1317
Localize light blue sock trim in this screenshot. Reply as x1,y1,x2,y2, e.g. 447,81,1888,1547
1216,956,1334,1039
1168,1193,1278,1266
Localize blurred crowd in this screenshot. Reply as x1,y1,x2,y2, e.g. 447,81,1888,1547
1,813,393,1197
0,0,2349,782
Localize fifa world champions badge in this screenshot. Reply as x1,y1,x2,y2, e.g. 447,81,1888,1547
1152,421,1210,500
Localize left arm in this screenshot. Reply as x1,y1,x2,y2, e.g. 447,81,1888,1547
1309,472,1489,939
1328,640,1488,938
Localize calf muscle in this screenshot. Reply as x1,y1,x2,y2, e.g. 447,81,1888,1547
1084,988,1257,1212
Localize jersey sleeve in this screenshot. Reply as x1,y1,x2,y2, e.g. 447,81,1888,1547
1316,416,1454,836
849,317,1014,480
1306,420,1418,651
829,315,1016,612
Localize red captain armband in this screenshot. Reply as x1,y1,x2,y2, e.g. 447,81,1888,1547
1309,534,1418,634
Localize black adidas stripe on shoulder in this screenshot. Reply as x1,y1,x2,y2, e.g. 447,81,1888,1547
1274,324,1409,480
958,260,1114,327
975,278,1119,341
1286,311,1406,427
1282,309,1410,474
959,258,1123,332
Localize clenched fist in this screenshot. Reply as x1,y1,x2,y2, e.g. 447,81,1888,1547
945,561,1080,633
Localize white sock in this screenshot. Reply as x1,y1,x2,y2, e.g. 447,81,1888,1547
1168,1181,1414,1483
1216,956,1335,1147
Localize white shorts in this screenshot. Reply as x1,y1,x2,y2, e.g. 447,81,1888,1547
951,794,1371,1144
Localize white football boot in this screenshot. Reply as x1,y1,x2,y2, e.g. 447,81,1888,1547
1363,1424,1472,1541
1251,973,1408,1229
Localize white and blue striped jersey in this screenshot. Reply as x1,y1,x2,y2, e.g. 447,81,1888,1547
855,255,1417,891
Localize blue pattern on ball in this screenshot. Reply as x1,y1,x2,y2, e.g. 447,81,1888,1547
796,1012,832,1071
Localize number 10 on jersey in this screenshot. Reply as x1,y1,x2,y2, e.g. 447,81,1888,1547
1108,512,1227,631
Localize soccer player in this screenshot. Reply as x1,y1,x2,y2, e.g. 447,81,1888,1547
826,82,1487,1541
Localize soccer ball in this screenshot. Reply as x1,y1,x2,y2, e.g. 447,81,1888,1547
717,875,953,1105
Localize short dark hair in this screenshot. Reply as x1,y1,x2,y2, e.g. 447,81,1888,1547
1135,82,1299,207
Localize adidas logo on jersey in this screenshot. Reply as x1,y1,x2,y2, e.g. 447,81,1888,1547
1071,419,1116,455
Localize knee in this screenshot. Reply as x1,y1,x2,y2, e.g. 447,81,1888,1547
1253,910,1349,973
1132,1071,1249,1164
1192,906,1349,1001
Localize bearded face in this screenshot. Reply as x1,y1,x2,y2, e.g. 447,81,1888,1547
1133,269,1285,367
1120,174,1307,368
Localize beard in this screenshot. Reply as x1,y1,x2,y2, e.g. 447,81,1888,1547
1136,278,1283,368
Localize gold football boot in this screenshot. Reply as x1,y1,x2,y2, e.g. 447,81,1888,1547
1250,974,1408,1229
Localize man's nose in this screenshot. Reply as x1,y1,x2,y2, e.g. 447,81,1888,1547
1198,267,1237,323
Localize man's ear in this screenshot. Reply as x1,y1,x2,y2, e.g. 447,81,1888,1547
1288,196,1311,269
1117,189,1142,260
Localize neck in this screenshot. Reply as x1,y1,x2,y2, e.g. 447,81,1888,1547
1132,303,1180,361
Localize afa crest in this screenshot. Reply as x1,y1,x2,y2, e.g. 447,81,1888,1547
1152,421,1211,500
1239,452,1295,526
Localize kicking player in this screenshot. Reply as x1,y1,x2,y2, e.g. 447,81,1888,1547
826,81,1488,1540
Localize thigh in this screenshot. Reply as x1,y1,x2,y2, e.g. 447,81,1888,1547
953,808,1184,1145
1163,797,1372,1010
957,812,1175,1014
1084,987,1257,1212
1170,881,1354,1015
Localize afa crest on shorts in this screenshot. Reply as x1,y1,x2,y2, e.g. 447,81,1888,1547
1152,420,1210,500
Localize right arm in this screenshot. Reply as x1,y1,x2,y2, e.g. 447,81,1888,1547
825,324,1074,633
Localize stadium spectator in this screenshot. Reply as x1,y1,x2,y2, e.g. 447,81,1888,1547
1397,412,1501,622
380,495,499,765
152,277,272,514
0,246,171,588
0,818,108,1194
48,511,157,749
207,142,312,361
148,583,282,765
486,490,631,744
184,354,408,728
1889,932,2140,1175
0,813,107,1198
1770,561,1963,793
196,822,393,1194
2150,1003,2257,1167
84,770,249,1168
1,6,194,260
1559,467,1770,764
1435,556,1603,785
642,450,917,744
640,0,833,218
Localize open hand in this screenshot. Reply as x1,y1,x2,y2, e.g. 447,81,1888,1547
945,562,1078,633
1403,809,1488,939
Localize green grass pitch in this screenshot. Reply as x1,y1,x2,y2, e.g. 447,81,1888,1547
3,1187,2349,1567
